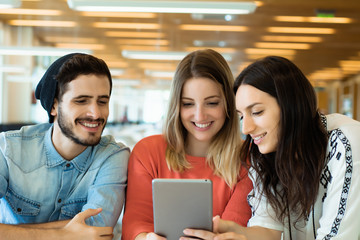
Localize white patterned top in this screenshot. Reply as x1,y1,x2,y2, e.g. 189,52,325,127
247,113,360,240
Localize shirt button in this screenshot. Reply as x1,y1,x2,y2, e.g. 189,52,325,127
58,199,62,203
66,163,70,167
17,208,21,212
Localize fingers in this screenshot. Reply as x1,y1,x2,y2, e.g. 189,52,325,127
182,229,216,240
95,226,114,236
214,232,247,240
74,208,103,222
146,232,167,240
213,215,221,233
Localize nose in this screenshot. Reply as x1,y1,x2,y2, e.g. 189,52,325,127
194,105,206,121
241,116,255,135
86,103,101,119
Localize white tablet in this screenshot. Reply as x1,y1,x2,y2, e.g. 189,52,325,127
152,178,213,240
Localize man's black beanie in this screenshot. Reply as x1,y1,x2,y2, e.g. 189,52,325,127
35,53,80,123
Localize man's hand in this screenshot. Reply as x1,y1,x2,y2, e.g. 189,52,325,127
62,208,113,240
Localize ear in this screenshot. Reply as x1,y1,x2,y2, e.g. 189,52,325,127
50,98,58,118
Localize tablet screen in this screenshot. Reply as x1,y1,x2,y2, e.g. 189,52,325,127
152,178,213,239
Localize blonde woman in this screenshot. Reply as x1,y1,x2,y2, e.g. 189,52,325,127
121,49,252,240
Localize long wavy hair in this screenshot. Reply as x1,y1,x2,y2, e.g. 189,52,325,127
234,56,328,224
164,49,242,187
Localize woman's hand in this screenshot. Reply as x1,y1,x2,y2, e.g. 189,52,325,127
213,216,243,233
179,216,247,240
180,228,217,240
135,232,167,240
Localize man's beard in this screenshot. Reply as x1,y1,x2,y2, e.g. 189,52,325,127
57,105,105,146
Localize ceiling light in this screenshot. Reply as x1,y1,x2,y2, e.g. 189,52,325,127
274,16,353,24
185,47,237,54
254,42,311,50
105,31,166,38
120,46,170,51
245,48,296,56
122,50,233,61
245,54,295,61
308,72,343,80
0,0,21,8
267,27,335,34
93,22,160,29
191,13,236,21
0,8,61,15
261,35,323,43
138,62,177,71
122,50,188,60
80,12,156,18
54,43,105,50
339,60,360,67
0,46,92,56
43,36,98,43
68,0,257,15
180,24,248,32
8,20,76,27
254,1,264,7
115,39,169,46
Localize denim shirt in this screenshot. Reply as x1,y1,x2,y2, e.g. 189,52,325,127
0,123,129,227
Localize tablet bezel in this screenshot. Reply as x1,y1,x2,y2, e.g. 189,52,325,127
152,178,213,239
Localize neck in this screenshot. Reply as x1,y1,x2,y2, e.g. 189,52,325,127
51,125,87,160
185,137,209,157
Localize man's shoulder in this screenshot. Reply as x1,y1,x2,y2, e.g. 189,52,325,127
97,134,130,153
87,135,130,169
1,123,51,140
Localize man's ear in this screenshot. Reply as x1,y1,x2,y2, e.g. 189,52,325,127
50,98,58,117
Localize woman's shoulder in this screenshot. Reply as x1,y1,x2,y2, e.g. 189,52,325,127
326,114,360,152
326,114,360,132
137,134,166,144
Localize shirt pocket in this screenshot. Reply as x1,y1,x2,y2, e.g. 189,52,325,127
59,198,87,220
5,188,41,216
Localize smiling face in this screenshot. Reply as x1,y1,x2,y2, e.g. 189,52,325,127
180,77,226,151
235,84,281,154
51,74,110,147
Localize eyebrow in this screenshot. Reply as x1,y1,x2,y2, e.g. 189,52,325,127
73,95,110,99
181,95,221,100
236,102,262,113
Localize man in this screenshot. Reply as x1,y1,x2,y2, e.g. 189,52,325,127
0,53,129,239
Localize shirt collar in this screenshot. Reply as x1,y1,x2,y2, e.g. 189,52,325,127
44,125,92,172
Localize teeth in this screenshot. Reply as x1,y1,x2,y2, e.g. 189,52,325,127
253,133,266,140
195,122,211,128
82,122,99,128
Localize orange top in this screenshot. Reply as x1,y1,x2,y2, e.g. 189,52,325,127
121,135,252,240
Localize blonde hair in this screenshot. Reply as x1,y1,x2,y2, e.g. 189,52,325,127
163,49,242,187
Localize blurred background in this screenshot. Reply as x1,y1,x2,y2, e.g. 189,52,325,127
1,0,360,148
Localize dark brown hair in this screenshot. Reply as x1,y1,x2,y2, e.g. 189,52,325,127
234,56,328,224
55,53,112,102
